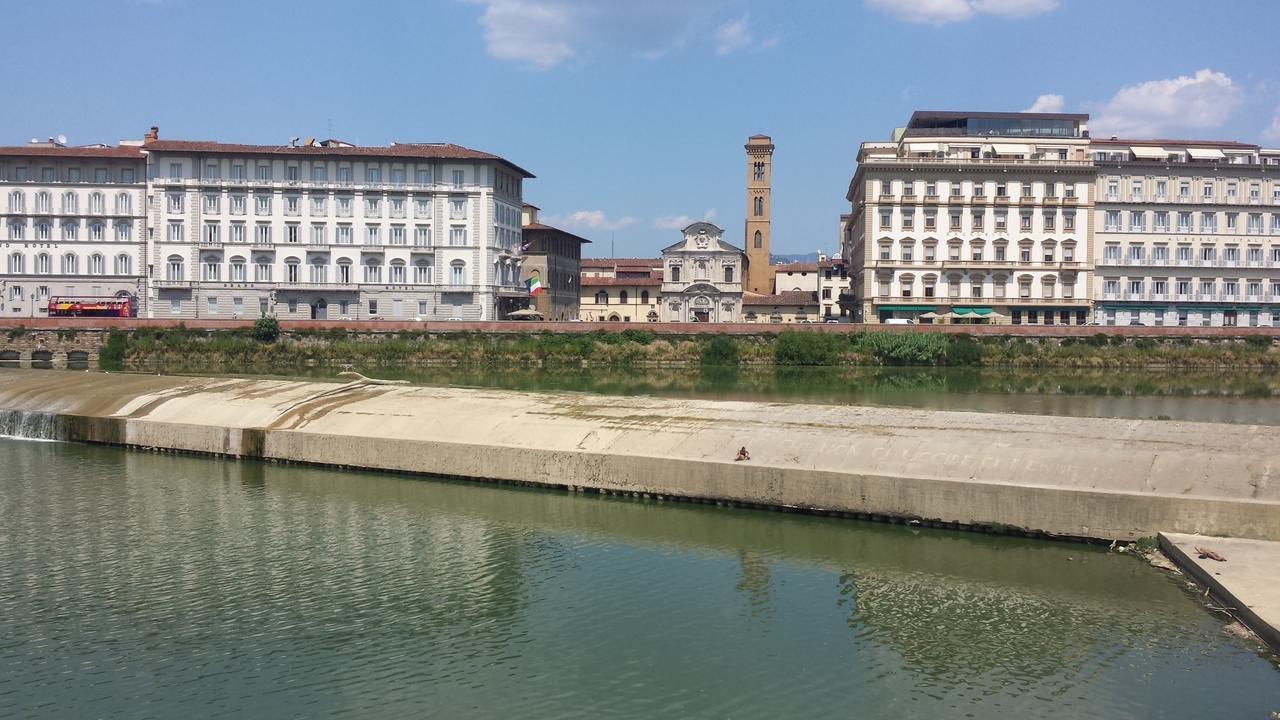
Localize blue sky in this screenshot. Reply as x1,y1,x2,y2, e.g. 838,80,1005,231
4,0,1279,257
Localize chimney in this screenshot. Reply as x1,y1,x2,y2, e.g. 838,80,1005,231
144,126,159,144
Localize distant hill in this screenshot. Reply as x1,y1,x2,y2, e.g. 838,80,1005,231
770,252,820,264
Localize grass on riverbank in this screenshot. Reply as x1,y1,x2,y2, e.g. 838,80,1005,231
99,325,1280,372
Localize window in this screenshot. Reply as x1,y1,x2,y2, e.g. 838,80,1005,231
116,222,131,242
902,211,914,230
413,260,433,284
365,226,380,245
1154,211,1169,232
949,212,961,230
1064,212,1075,231
6,252,23,274
207,297,218,315
311,224,326,244
255,224,271,245
670,265,681,282
449,197,465,219
229,258,246,282
972,211,984,230
35,191,51,213
450,260,466,285
1201,213,1216,233
879,210,891,229
1129,211,1146,232
452,170,465,189
62,253,78,274
1226,213,1238,232
1043,211,1055,231
167,193,183,213
416,168,432,184
166,255,185,281
256,258,273,282
414,197,433,217
89,223,104,241
1178,212,1192,232
35,222,51,241
311,196,327,216
231,164,245,180
255,195,271,215
450,227,466,246
753,196,764,216
203,257,221,281
310,260,328,284
230,195,245,215
204,222,220,244
365,196,382,217
880,243,891,261
204,194,220,214
724,265,735,283
311,165,327,182
1020,213,1032,231
753,162,765,182
34,253,50,274
169,162,183,179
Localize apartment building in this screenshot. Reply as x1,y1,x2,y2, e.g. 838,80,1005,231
519,203,589,321
578,258,662,321
843,111,1095,325
142,128,533,321
0,141,147,317
817,253,851,320
1092,139,1280,327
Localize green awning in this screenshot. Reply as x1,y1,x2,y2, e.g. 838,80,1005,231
952,307,993,316
878,305,936,311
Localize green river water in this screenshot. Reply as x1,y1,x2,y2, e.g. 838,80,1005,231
0,436,1277,719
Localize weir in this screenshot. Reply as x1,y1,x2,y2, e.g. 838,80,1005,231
0,369,1276,542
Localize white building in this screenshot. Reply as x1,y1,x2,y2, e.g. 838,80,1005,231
1092,139,1280,327
142,128,533,320
0,141,147,317
844,111,1095,325
659,222,744,322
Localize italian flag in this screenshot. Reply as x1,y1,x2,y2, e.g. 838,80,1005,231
527,275,545,295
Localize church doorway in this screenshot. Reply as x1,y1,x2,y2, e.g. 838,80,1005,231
692,309,710,323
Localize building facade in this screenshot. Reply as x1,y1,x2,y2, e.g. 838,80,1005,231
745,135,775,295
142,129,533,321
0,142,147,317
520,204,588,321
660,222,744,322
817,254,851,320
1092,140,1280,327
844,111,1095,325
578,258,661,321
742,290,820,323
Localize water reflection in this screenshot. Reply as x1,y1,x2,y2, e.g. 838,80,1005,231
2,438,1275,719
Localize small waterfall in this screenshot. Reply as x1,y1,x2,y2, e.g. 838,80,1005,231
0,409,64,441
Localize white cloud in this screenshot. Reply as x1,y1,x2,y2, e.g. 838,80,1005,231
714,16,752,55
1092,68,1244,138
543,210,636,231
865,0,1056,25
469,1,774,69
1262,109,1280,145
652,209,716,230
1023,94,1064,113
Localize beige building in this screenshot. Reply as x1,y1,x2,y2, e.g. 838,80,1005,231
745,135,775,295
578,258,661,321
817,254,851,321
1092,139,1280,327
772,262,819,292
660,222,744,322
1,141,148,317
742,290,820,323
520,204,589,321
844,111,1095,325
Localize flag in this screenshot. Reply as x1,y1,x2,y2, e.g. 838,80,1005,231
527,275,544,296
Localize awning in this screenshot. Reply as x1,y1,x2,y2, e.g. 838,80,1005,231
1130,146,1167,159
989,143,1031,156
952,307,993,316
907,142,942,153
1186,148,1226,160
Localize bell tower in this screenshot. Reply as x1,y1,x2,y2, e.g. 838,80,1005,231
745,134,774,295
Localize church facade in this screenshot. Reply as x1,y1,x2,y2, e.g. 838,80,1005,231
659,222,744,322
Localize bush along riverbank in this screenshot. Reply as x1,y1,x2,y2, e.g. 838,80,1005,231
97,325,1280,372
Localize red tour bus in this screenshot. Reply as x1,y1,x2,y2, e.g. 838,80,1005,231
47,295,138,318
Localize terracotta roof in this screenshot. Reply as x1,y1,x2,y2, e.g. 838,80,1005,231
742,291,819,306
0,145,144,159
144,140,534,177
1091,138,1259,150
522,222,592,244
580,276,661,287
581,258,661,268
775,262,818,273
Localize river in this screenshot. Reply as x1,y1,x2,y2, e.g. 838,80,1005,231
0,437,1276,719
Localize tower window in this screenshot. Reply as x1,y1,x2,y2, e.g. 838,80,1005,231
754,230,763,249
754,196,763,216
753,162,765,182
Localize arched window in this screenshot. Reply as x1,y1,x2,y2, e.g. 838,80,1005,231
9,222,24,241
89,223,105,241
363,257,382,283
166,255,185,281
62,221,78,241
6,252,23,274
754,230,762,249
619,290,628,303
724,265,734,283
310,257,328,284
114,253,131,276
88,253,105,276
8,190,24,213
35,191,51,213
256,256,274,282
281,257,298,283
670,265,681,282
62,252,78,275
595,291,609,305
115,221,131,242
89,192,105,214
229,256,247,282
640,290,650,304
36,222,51,241
36,253,51,274
115,192,131,215
337,258,353,284
62,191,77,214
202,254,221,281
754,196,763,216
450,259,466,286
389,259,406,284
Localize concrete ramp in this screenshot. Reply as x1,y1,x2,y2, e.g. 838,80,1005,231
0,369,1277,541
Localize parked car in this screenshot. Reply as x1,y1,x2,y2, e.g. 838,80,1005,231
445,316,464,321
884,318,914,325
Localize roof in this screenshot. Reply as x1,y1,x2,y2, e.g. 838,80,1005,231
581,258,662,268
143,139,534,177
743,291,819,306
910,110,1089,123
581,276,661,287
1091,138,1260,150
522,222,592,244
775,262,818,273
0,145,144,159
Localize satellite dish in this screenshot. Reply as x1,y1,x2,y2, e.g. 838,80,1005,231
56,134,67,145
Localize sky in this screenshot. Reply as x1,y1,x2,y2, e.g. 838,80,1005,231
3,0,1279,258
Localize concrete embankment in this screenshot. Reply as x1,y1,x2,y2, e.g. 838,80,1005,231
1159,532,1280,653
0,369,1277,542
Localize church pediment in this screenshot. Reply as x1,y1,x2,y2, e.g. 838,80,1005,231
682,283,721,294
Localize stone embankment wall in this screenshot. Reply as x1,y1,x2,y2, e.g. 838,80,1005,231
1,370,1276,542
0,328,104,368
